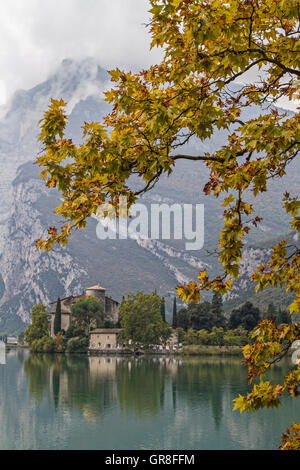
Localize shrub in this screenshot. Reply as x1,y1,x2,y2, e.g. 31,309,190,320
54,332,65,352
31,336,55,353
224,328,249,346
66,336,89,353
208,327,225,346
224,335,242,346
42,337,56,353
175,327,185,344
65,324,86,340
197,329,210,345
183,329,198,345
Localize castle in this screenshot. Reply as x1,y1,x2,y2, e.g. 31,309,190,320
50,285,119,337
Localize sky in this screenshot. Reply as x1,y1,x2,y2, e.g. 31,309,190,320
0,0,298,111
0,0,161,105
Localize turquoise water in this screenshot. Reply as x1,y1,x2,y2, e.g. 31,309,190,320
0,350,299,450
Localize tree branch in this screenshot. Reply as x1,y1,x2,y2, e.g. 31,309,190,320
171,154,224,162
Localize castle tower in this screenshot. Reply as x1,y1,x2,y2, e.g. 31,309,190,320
85,285,106,307
85,285,119,323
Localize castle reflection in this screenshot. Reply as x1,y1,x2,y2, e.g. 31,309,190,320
23,353,293,428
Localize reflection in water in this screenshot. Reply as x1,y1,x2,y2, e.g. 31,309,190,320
23,355,175,419
117,358,165,417
23,354,297,426
24,354,54,401
172,358,246,428
0,350,299,450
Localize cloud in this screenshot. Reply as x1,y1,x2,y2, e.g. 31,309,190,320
0,0,161,104
0,1,298,112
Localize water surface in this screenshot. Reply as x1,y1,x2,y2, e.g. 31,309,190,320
0,350,299,450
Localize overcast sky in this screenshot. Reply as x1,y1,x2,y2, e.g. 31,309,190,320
0,0,297,110
0,0,161,105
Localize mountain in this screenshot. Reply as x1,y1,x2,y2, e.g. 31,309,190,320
0,58,297,333
0,162,180,332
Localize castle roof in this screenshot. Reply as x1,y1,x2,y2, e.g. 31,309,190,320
90,328,122,334
86,285,106,291
49,295,74,304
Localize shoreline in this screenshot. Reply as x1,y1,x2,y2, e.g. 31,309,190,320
177,345,243,356
85,345,245,357
8,345,244,357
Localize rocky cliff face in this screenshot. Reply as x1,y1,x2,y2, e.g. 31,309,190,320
0,165,88,331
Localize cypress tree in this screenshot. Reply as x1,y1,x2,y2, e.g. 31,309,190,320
161,297,166,322
278,307,291,325
54,297,62,336
266,302,277,323
211,291,226,328
211,291,223,316
172,297,177,328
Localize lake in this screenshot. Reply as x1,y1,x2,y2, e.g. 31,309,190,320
0,349,299,450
